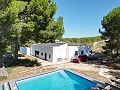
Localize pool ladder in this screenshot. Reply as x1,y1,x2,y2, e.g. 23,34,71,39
2,82,11,90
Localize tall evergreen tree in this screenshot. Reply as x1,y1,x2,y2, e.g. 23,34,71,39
0,0,64,65
101,7,120,59
0,0,28,64
21,0,64,44
0,0,12,67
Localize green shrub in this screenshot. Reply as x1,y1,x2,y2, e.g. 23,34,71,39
0,76,7,81
6,67,14,74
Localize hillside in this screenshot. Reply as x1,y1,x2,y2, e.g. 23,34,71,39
92,40,105,53
61,36,102,46
61,36,105,52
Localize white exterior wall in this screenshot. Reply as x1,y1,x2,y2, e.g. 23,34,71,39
53,43,68,63
31,45,39,56
68,46,79,60
78,46,91,56
20,47,30,55
31,43,91,63
31,44,53,62
26,48,31,55
67,46,91,60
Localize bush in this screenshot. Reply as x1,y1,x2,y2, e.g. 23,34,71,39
6,67,14,74
0,76,7,81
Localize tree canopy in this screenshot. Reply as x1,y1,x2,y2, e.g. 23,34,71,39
0,0,12,11
0,0,13,55
0,0,64,64
20,0,64,44
61,36,101,46
101,7,120,58
0,0,28,63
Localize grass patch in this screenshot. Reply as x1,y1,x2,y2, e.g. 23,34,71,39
0,76,7,81
6,67,14,74
0,67,14,81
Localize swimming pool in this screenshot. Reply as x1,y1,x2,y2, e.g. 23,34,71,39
16,69,96,90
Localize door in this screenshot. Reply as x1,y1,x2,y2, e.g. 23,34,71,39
81,50,84,55
45,53,47,60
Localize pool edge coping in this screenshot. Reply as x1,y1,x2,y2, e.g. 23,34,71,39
7,68,106,90
9,69,63,90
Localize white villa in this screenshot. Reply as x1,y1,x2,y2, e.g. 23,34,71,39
31,43,68,63
20,42,92,63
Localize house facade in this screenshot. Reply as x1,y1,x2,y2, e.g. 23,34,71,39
20,43,92,63
68,46,91,60
31,43,68,63
68,46,79,60
78,46,91,56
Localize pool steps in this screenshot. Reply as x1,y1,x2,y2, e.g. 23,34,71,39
59,71,71,79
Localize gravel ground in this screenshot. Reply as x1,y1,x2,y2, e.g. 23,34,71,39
6,62,110,83
1,55,119,84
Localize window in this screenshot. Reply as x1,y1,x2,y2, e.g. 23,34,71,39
41,53,43,56
81,50,84,54
49,54,51,58
75,51,78,55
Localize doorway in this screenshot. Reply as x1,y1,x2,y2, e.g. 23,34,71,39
45,53,47,60
35,50,39,57
81,50,84,55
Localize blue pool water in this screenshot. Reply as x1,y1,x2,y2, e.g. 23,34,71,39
16,70,96,90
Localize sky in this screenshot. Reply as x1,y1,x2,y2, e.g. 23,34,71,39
54,0,120,38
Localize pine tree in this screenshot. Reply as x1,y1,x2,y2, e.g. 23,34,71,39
101,7,120,59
